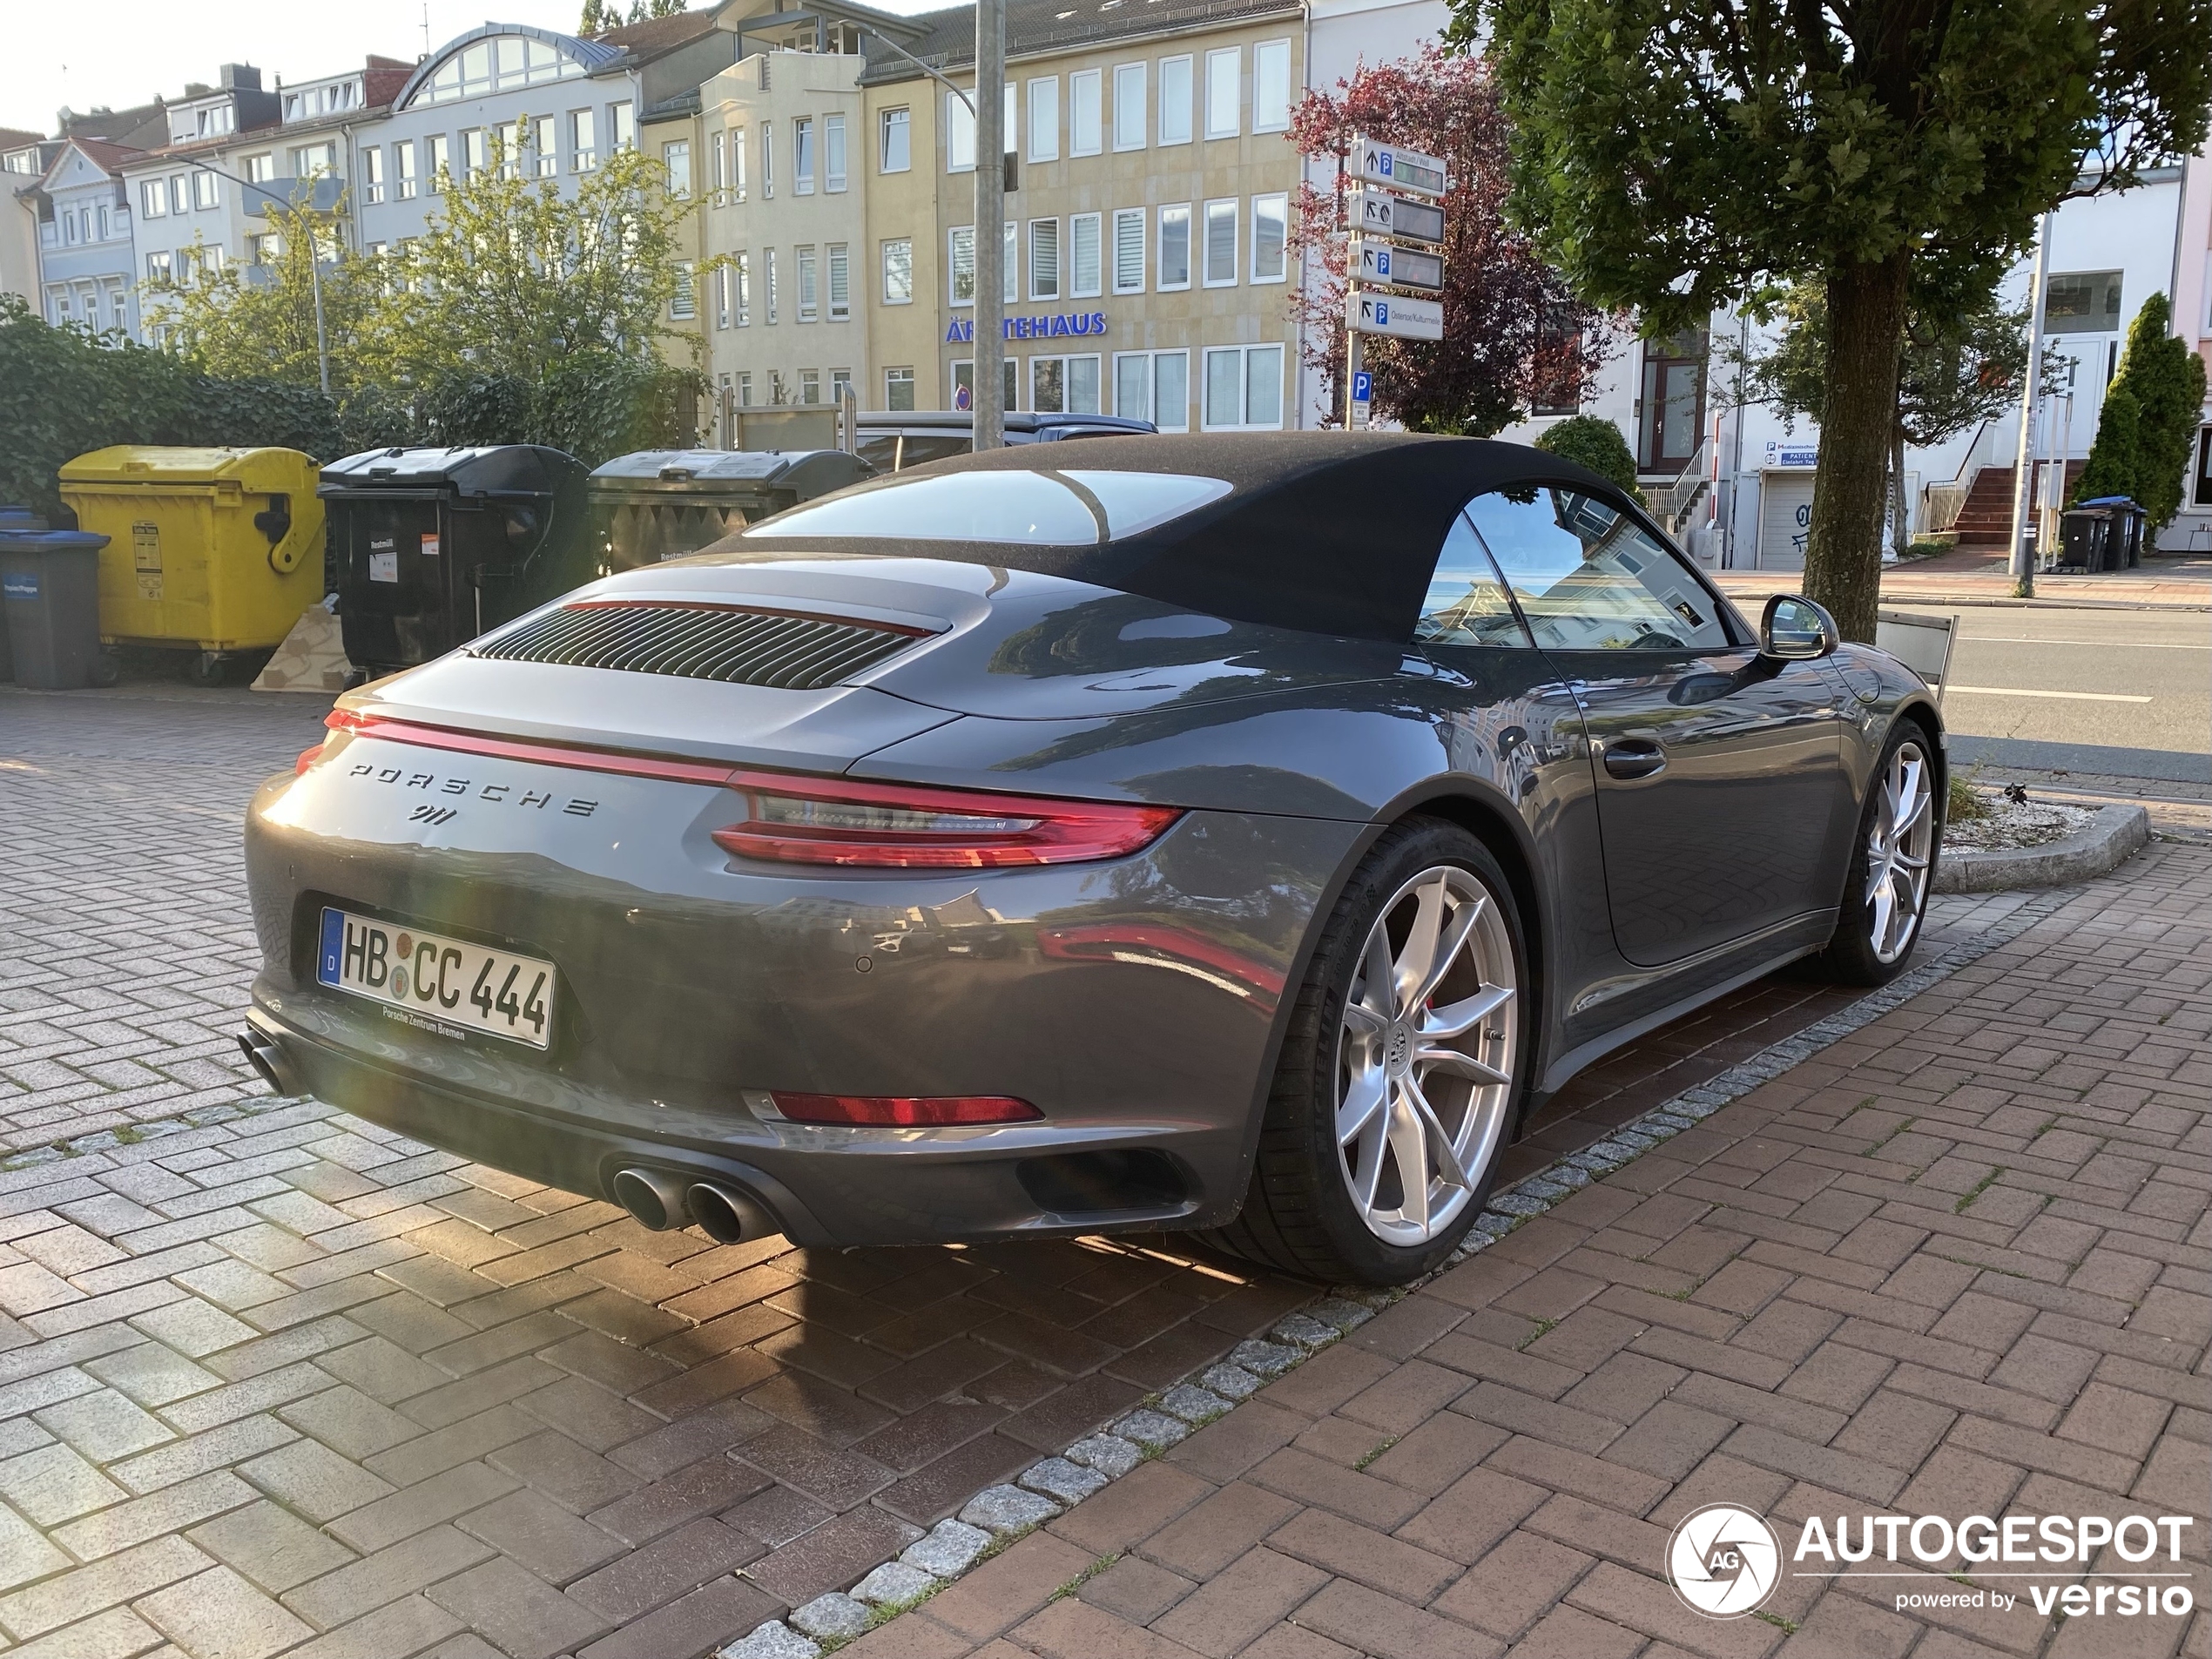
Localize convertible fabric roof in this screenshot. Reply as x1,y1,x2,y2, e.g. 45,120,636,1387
732,433,1622,641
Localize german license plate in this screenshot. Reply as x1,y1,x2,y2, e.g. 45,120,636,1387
316,908,554,1049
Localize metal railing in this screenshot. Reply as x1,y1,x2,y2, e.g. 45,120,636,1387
1646,437,1713,535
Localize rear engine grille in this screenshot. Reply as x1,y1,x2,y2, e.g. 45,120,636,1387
473,602,924,691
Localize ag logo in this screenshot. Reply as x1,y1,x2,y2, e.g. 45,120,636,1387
1666,1504,1780,1618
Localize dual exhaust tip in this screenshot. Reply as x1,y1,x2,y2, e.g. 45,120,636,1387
610,1167,775,1244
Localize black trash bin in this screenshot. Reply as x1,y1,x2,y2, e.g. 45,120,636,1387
587,448,873,574
320,446,590,675
1,528,112,689
0,506,46,682
2059,505,2113,573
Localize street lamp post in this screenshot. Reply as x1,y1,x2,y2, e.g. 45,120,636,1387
2006,211,2053,598
173,156,335,395
972,0,1006,450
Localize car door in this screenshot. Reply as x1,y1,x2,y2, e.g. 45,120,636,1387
1463,483,1851,968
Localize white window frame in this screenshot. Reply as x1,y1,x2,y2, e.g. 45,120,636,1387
880,106,911,173
827,242,850,319
1204,48,1240,140
534,116,557,178
1028,353,1103,415
949,225,976,307
761,121,774,198
662,138,691,197
731,125,747,200
885,366,915,411
140,180,165,219
735,250,752,325
1111,206,1145,296
1202,198,1238,287
1201,342,1285,431
1158,56,1193,145
793,118,815,194
670,260,696,320
570,111,596,172
1253,39,1292,132
395,139,419,197
1028,76,1059,162
193,169,220,210
1069,70,1103,157
947,91,976,172
797,244,819,321
825,112,847,192
1069,212,1103,300
801,368,821,405
1157,202,1191,291
1111,64,1146,152
1028,217,1060,301
765,246,779,323
1114,349,1190,430
882,238,914,306
1251,192,1288,284
610,101,635,150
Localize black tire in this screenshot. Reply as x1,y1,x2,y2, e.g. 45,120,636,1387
1810,718,1941,987
1203,819,1534,1285
186,652,227,687
90,652,123,689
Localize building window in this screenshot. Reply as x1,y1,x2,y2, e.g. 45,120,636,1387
952,358,1020,412
827,243,850,319
426,134,450,191
1205,49,1240,139
1028,77,1059,162
2044,271,2124,334
738,371,752,407
716,264,731,329
357,148,382,204
731,125,747,199
826,113,846,192
1115,350,1189,429
1203,344,1285,429
947,91,975,172
497,121,527,179
464,129,490,180
801,368,820,404
246,153,275,184
1069,69,1103,157
1158,56,1192,145
393,140,417,199
145,251,172,282
1002,219,1018,303
610,102,635,150
735,251,751,325
761,122,774,197
886,366,915,411
169,176,190,215
663,139,691,197
1251,193,1287,282
880,107,911,173
798,245,817,321
949,225,975,306
1157,204,1190,290
831,367,852,404
793,118,814,194
1030,354,1101,415
570,111,597,172
1203,199,1237,287
1253,40,1291,132
141,180,166,219
193,170,220,210
1069,212,1102,299
671,261,696,320
882,239,914,305
711,130,725,199
771,371,787,405
1029,219,1060,301
1113,64,1146,151
1112,207,1145,295
529,115,555,178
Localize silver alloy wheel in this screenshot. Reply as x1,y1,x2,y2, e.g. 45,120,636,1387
1334,865,1519,1247
1867,738,1936,964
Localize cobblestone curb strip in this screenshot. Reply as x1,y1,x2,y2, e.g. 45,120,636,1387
1934,804,2150,894
709,885,2084,1657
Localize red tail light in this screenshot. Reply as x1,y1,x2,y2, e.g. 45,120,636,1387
295,744,325,774
712,772,1181,868
772,1092,1042,1126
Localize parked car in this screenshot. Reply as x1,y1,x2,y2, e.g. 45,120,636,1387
855,410,1155,473
241,435,1943,1285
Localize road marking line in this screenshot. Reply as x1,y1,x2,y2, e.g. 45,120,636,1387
1944,685,2155,703
1956,637,2212,650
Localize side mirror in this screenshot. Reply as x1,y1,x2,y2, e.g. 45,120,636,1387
1761,594,1839,660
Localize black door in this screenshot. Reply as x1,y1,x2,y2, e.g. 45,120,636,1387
1463,484,1851,968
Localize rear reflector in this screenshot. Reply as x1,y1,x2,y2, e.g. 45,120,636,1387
713,772,1180,868
295,745,325,774
772,1092,1042,1127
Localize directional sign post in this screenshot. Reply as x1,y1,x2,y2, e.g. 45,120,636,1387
1342,134,1452,427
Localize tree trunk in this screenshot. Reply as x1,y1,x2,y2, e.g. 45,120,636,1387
1804,251,1912,642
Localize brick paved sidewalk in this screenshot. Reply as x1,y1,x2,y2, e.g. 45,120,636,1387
843,844,2212,1659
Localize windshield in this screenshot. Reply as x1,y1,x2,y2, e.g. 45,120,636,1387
745,469,1232,544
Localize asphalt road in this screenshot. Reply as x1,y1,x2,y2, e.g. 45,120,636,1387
1889,603,2211,783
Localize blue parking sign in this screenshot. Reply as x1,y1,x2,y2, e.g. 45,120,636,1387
1352,372,1372,403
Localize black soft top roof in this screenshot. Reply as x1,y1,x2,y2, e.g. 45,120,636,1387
734,432,1626,641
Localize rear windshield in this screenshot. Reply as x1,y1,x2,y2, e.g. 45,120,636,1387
745,469,1232,544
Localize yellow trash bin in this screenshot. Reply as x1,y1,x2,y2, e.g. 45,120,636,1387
57,445,324,684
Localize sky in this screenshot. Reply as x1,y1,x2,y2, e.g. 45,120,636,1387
0,0,930,140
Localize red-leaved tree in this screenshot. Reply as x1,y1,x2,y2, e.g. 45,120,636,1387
1290,46,1616,433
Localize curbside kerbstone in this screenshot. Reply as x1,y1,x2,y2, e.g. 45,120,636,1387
1934,804,2148,893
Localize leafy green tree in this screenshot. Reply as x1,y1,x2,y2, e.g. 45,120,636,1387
577,0,616,33
2071,383,2141,505
141,216,374,388
1465,0,2212,637
1533,415,1641,501
2083,293,2209,528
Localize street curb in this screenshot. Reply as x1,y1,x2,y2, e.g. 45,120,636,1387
711,882,2083,1658
1934,804,2150,894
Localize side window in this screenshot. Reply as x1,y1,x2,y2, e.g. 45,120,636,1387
1465,487,1730,651
1417,516,1533,647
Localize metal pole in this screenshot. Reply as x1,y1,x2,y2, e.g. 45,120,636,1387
306,211,330,395
1343,329,1361,428
972,0,1006,450
2006,210,2052,597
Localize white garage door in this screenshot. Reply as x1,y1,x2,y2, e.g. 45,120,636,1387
1758,471,1816,570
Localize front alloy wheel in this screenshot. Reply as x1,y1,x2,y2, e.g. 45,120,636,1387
1866,738,1935,964
1336,867,1518,1247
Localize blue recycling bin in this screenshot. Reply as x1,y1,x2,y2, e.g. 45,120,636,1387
1,527,112,689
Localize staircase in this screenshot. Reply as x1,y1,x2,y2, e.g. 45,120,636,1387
1951,461,2085,546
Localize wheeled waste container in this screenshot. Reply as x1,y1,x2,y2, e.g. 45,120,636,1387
1,528,112,689
2076,496,2148,568
0,506,46,681
320,446,590,676
56,446,324,684
587,448,873,573
2059,506,2114,572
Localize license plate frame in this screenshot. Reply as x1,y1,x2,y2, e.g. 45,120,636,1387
315,907,556,1050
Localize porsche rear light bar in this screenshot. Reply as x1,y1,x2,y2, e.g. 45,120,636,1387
711,772,1181,868
771,1092,1042,1126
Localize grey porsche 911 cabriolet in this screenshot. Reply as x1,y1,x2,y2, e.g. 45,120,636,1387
241,434,1942,1285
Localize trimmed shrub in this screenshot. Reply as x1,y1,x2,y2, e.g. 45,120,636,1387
1533,414,1643,501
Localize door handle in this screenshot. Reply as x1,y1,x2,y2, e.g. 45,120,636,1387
1602,738,1668,780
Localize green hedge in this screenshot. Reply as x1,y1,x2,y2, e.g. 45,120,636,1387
1532,414,1644,502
